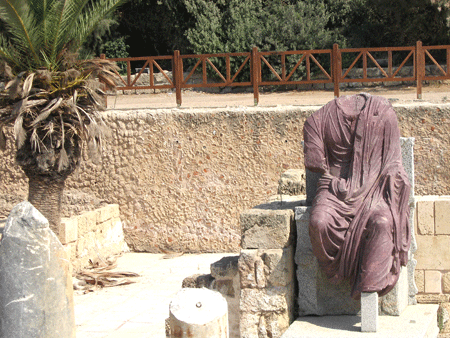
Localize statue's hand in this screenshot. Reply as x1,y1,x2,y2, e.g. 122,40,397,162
325,174,350,200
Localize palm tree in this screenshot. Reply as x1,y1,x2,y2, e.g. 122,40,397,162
0,0,126,234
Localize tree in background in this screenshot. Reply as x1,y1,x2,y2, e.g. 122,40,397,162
118,0,194,57
183,0,339,54
343,0,450,47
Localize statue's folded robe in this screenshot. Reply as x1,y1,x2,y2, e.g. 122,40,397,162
304,94,411,299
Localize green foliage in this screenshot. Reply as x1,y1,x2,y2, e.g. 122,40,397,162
117,0,194,56
104,36,129,73
342,0,450,48
181,0,343,81
79,16,120,59
0,0,128,73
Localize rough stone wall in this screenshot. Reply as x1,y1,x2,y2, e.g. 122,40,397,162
0,104,449,253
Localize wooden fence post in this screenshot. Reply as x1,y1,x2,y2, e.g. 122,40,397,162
332,43,341,98
174,50,182,107
251,47,260,106
416,41,423,100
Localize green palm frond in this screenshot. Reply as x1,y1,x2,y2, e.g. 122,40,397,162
0,0,40,68
74,0,127,54
0,0,127,72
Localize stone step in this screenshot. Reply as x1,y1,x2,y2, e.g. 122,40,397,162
281,304,439,338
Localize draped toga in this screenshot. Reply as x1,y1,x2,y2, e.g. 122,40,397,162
304,93,411,299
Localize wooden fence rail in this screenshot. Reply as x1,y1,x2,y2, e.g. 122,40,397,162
103,41,450,106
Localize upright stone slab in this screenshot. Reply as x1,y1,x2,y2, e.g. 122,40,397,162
0,202,75,338
362,292,379,332
295,206,360,316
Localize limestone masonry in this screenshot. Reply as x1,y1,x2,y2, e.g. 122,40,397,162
0,104,449,253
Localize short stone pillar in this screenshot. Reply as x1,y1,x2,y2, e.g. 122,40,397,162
169,288,228,338
0,202,75,338
361,292,378,332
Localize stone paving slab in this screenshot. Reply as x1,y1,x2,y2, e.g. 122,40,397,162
281,304,439,338
74,252,235,338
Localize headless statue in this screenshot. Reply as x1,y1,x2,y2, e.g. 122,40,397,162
304,93,411,299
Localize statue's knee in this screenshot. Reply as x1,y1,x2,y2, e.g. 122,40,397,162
368,209,393,233
310,213,330,235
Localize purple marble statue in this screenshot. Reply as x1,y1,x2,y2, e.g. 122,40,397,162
304,93,411,299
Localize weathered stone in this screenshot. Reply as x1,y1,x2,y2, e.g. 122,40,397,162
76,210,97,237
169,288,228,338
277,169,305,196
238,250,266,289
443,272,450,294
439,303,450,333
425,270,442,294
240,287,291,313
181,274,215,289
416,294,450,304
415,269,425,293
261,247,294,287
416,198,435,235
211,256,239,279
239,247,296,338
240,284,295,338
97,204,119,223
59,217,78,244
0,202,75,338
435,199,450,235
415,235,450,270
240,209,294,249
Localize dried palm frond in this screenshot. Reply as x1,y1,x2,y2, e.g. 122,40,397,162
0,50,121,174
75,255,140,293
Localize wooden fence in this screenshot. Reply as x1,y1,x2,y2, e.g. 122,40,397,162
103,41,450,106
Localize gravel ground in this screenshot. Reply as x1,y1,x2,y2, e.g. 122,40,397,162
107,83,450,110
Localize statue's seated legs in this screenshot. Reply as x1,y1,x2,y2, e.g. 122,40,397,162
310,198,402,299
358,200,397,297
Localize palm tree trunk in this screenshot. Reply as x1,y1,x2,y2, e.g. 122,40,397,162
26,174,65,236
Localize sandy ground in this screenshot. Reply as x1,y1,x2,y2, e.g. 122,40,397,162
106,83,450,110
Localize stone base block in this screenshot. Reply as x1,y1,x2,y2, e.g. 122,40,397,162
240,208,294,249
281,304,439,338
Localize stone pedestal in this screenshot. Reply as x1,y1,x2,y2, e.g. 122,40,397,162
0,202,75,338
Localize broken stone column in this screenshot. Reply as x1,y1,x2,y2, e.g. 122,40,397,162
181,256,240,338
0,201,75,338
169,288,228,338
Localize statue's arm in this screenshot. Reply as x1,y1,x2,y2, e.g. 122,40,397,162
303,114,327,174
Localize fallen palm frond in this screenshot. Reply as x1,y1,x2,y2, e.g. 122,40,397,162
75,255,140,293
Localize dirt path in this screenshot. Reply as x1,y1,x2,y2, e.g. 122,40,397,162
107,83,450,110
